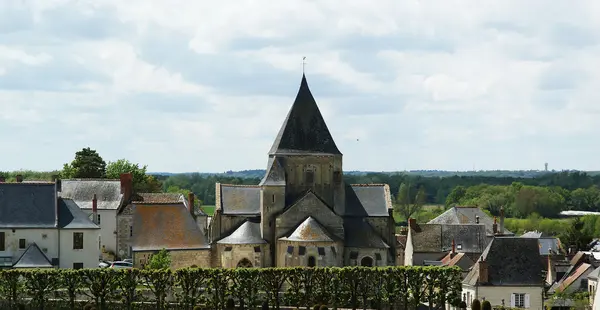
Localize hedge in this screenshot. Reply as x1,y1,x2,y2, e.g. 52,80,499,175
0,266,462,310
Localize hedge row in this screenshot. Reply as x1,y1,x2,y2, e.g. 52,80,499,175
0,266,462,310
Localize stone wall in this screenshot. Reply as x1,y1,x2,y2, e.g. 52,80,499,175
275,193,344,240
276,240,343,267
116,206,133,259
344,247,389,267
133,248,212,269
216,243,269,268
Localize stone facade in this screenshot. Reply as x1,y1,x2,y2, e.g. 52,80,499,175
134,248,212,269
116,207,133,259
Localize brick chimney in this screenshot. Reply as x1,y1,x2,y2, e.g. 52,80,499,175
408,218,417,230
187,192,195,217
15,174,23,183
499,206,505,234
493,217,498,234
451,238,456,256
120,173,133,203
92,194,98,224
478,257,488,283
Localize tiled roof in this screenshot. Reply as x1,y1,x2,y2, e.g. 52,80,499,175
463,237,544,286
132,203,209,251
134,193,183,203
441,252,475,270
428,206,514,236
268,74,341,155
410,223,487,253
345,184,392,217
556,263,593,292
58,198,99,229
13,243,53,268
344,218,389,249
0,183,57,228
217,220,266,244
59,179,123,210
259,157,286,186
280,217,339,242
219,185,260,215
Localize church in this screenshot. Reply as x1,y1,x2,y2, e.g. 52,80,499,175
208,74,396,268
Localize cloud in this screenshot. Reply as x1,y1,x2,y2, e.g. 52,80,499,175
1,1,599,173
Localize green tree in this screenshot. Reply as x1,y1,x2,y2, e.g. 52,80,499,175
62,147,106,178
445,185,466,207
147,249,171,269
570,187,600,211
559,217,593,252
106,159,162,192
394,183,426,221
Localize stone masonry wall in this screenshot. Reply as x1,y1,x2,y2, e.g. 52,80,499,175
134,249,212,269
116,207,133,259
275,193,344,241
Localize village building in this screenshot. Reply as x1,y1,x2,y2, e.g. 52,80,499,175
208,74,396,268
0,180,100,269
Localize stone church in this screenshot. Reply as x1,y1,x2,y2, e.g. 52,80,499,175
209,74,396,268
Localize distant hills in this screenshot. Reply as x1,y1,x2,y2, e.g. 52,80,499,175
149,169,600,179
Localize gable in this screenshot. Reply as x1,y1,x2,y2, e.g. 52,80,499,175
276,191,344,240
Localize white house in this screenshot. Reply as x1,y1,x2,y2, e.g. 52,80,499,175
59,173,132,259
462,237,545,309
0,180,100,269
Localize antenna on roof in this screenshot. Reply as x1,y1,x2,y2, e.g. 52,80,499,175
302,56,306,74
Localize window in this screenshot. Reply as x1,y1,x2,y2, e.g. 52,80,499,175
349,251,359,259
511,293,529,308
360,256,374,267
97,214,101,225
73,263,84,269
130,226,133,237
375,253,382,261
237,258,253,268
317,247,325,256
19,238,26,249
0,232,5,251
287,246,294,254
308,256,316,267
254,246,261,253
333,171,342,183
272,194,275,203
298,246,306,255
305,170,314,184
73,232,84,250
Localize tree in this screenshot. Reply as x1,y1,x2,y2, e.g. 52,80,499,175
62,147,106,178
445,185,466,207
146,249,171,269
394,183,426,221
559,217,593,252
106,159,162,192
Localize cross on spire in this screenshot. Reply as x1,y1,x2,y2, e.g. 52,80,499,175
302,56,306,73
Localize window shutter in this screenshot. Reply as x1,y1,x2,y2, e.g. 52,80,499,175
524,294,530,308
510,293,516,308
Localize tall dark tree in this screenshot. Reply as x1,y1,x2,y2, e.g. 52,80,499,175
62,147,106,178
394,183,426,221
106,159,162,192
559,217,593,252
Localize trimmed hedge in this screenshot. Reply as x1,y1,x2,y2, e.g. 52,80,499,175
0,266,462,310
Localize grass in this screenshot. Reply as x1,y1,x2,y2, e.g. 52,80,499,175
201,205,215,216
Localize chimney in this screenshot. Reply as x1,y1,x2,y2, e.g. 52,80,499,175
120,173,133,203
187,192,195,217
499,206,505,234
92,194,98,224
478,257,488,283
408,218,417,230
451,239,456,256
52,175,61,192
475,215,480,224
493,217,498,234
16,174,23,183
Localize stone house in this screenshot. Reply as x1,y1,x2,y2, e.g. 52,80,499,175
428,206,514,237
209,74,396,268
440,240,476,278
588,267,600,307
462,237,544,309
0,181,100,269
132,202,210,269
404,218,487,266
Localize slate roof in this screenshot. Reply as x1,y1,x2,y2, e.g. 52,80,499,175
134,193,184,203
428,206,514,236
0,183,57,228
13,243,53,268
280,217,339,242
345,184,392,217
219,185,261,215
259,157,286,186
58,198,99,229
344,218,389,248
217,220,266,244
410,223,487,253
59,179,123,210
268,74,341,155
463,237,544,286
132,203,209,251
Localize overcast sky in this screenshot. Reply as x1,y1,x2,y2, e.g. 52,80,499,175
1,1,599,173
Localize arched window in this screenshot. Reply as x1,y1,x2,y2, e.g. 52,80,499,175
360,256,373,267
237,258,253,268
308,256,316,267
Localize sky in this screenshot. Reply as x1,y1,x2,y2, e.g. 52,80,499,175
1,1,600,173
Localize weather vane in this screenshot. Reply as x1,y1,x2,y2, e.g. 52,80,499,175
302,56,306,73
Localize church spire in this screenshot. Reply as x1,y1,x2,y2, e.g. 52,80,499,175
268,74,342,155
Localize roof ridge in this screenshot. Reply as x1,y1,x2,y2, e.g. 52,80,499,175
220,184,261,188
350,183,387,187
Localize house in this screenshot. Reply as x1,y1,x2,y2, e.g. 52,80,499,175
132,202,210,269
428,206,514,237
462,237,544,310
208,74,396,268
440,240,476,278
117,192,207,259
587,267,600,307
0,181,100,269
545,254,572,286
59,174,133,259
594,279,600,310
521,230,563,267
404,218,487,266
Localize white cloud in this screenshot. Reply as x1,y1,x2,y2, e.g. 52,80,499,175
0,1,599,172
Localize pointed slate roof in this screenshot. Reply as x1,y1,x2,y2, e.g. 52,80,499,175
280,216,338,242
259,157,286,186
269,74,341,155
13,243,53,268
344,218,390,248
217,220,266,244
58,198,99,229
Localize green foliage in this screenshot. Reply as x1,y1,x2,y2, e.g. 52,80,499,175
559,217,593,251
482,300,491,310
319,306,328,310
394,182,427,221
146,249,171,270
62,147,107,178
472,298,481,310
106,159,162,192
